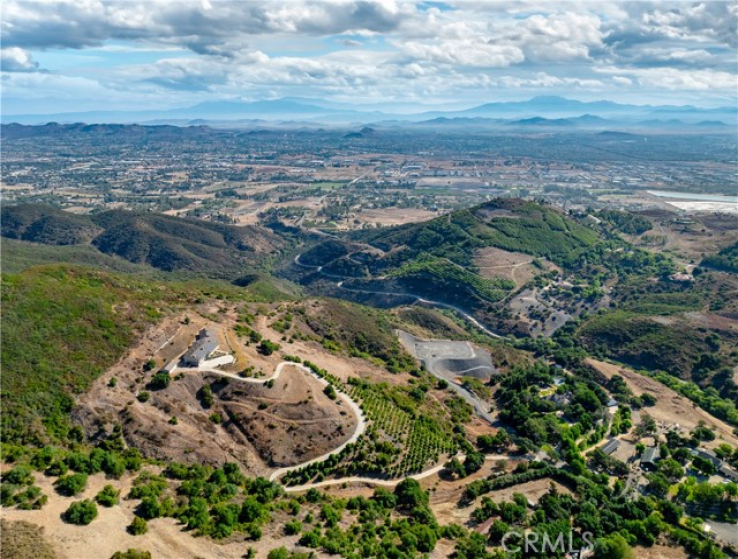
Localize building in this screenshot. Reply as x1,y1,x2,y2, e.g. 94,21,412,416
182,328,220,367
692,448,723,469
718,464,738,482
640,446,660,471
600,439,621,456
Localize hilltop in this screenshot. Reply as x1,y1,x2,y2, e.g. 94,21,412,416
292,198,603,332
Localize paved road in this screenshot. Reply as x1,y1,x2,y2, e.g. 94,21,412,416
174,361,367,482
424,355,497,426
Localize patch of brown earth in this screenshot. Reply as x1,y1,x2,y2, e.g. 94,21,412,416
586,358,738,447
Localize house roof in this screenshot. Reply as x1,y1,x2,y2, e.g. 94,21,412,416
641,446,660,464
601,439,621,455
183,329,218,364
693,448,723,466
719,464,738,480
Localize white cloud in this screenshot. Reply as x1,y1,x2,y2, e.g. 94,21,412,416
0,47,40,72
0,0,735,108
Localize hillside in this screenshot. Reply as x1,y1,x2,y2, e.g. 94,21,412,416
1,266,171,443
702,241,738,273
291,199,604,329
353,198,600,269
1,205,285,276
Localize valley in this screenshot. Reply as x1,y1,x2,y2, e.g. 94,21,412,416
2,125,738,559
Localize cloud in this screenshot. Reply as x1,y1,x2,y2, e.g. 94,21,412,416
1,0,419,53
400,39,524,68
1,0,735,108
0,47,40,72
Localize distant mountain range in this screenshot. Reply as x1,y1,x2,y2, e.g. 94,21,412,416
3,96,736,131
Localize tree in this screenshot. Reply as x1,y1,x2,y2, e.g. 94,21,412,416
258,340,280,356
646,473,670,497
593,534,635,559
395,478,428,510
63,500,98,525
267,548,289,559
464,451,485,475
444,457,466,479
148,372,171,390
323,384,337,400
691,456,716,476
137,495,162,519
657,459,685,482
128,516,148,535
56,473,88,496
3,465,33,485
111,550,151,559
284,519,302,535
96,485,120,507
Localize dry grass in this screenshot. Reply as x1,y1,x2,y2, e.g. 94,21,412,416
586,358,738,447
1,519,57,559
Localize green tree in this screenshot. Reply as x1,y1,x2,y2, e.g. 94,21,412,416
63,500,98,525
137,495,162,520
95,485,120,507
111,549,151,559
128,516,148,535
394,478,428,509
258,340,280,356
267,547,290,559
148,372,171,390
593,534,635,559
56,473,88,496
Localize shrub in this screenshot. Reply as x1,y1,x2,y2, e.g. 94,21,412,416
128,516,149,535
258,340,280,356
111,549,152,559
148,372,171,390
63,500,98,525
2,466,33,485
55,473,88,496
96,485,120,507
136,391,150,403
285,519,302,535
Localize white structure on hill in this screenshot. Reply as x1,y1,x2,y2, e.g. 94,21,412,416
182,328,234,368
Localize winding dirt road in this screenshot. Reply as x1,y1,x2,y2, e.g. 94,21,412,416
296,251,503,338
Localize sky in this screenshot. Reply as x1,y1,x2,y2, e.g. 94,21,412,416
1,0,737,115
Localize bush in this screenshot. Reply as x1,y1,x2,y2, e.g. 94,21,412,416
96,485,120,507
45,460,68,477
128,516,149,535
2,466,33,485
136,391,150,403
258,340,280,356
137,496,162,520
111,549,152,559
323,385,337,400
148,372,171,390
63,499,98,525
285,519,302,535
267,548,290,559
55,473,88,496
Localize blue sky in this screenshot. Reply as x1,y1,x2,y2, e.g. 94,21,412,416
1,0,736,114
